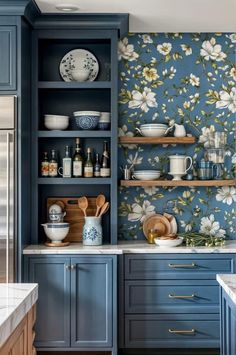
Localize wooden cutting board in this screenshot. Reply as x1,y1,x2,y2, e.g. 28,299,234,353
47,197,97,242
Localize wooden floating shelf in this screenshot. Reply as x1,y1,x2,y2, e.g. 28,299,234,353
37,131,111,138
38,178,112,185
38,81,112,89
120,179,236,187
119,136,196,144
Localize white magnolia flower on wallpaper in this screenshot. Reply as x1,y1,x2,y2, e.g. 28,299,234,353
216,87,236,113
181,44,192,56
189,73,200,87
230,67,236,81
127,152,143,166
118,37,139,61
229,33,236,43
232,153,236,164
198,125,215,147
143,186,159,196
128,87,157,112
157,42,172,55
200,214,226,238
142,67,159,82
142,34,153,43
118,125,137,149
180,220,193,232
128,200,155,223
216,186,236,206
200,37,227,62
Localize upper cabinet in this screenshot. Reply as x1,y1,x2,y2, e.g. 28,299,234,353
0,25,16,90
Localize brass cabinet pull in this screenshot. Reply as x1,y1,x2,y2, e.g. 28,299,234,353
168,263,197,268
71,264,76,270
169,294,195,299
169,328,195,334
65,264,71,270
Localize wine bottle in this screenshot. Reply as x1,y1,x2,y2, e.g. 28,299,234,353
84,147,93,178
100,141,110,177
62,145,72,177
94,153,101,177
41,151,49,177
49,149,58,177
73,138,83,177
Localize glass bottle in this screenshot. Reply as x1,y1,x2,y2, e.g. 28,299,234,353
62,145,72,178
100,141,110,177
41,151,49,177
94,153,101,177
73,138,83,177
84,147,93,178
49,149,58,177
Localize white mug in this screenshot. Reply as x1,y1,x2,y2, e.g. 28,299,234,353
169,155,193,174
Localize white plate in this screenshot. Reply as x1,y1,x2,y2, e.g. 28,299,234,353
59,49,99,82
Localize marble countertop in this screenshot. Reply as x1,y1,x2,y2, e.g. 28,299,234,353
217,274,236,305
0,283,38,348
23,240,236,254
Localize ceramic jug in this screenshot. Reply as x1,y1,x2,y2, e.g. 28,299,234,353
169,155,193,174
83,217,102,246
174,124,186,137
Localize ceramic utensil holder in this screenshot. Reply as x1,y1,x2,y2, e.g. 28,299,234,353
83,217,102,246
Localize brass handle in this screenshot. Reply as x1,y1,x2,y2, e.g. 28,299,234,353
65,264,71,270
71,264,76,270
169,294,195,299
168,263,197,268
169,329,195,334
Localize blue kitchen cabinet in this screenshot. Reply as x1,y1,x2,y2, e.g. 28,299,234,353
220,288,236,355
0,25,16,90
27,256,71,348
25,255,116,352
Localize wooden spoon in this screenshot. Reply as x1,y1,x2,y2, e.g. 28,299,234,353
78,196,88,217
98,202,110,217
95,194,106,217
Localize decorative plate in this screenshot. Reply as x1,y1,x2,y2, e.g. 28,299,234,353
59,49,99,82
163,213,178,234
143,214,171,239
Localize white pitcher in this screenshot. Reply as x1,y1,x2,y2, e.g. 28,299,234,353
169,155,193,174
174,124,186,137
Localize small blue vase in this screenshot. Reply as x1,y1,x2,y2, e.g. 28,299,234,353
83,217,102,246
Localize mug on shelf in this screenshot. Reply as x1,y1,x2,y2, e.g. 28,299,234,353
169,155,193,174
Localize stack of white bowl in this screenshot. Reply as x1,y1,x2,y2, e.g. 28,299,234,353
44,114,69,130
139,123,168,137
133,170,161,180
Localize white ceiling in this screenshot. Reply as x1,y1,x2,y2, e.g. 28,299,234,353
35,0,236,33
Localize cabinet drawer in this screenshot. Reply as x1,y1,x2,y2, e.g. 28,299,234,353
125,254,234,280
125,280,219,314
125,314,219,348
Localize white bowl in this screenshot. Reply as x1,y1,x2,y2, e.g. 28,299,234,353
41,223,70,243
154,237,183,247
73,111,100,116
133,170,161,180
140,123,167,128
140,127,167,137
100,112,111,122
44,115,69,130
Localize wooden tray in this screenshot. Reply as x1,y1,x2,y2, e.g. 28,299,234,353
47,197,97,242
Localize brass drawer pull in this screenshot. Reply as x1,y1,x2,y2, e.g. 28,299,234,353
168,263,197,268
169,294,195,299
169,328,195,334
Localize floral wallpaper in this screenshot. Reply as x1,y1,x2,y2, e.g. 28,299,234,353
118,33,236,240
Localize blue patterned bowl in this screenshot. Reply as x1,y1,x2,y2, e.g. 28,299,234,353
73,111,100,130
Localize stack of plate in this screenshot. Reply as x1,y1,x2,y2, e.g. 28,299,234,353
132,170,161,180
139,123,168,137
143,213,178,239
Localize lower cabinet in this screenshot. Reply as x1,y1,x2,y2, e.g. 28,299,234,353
24,255,116,351
121,253,236,350
220,288,236,355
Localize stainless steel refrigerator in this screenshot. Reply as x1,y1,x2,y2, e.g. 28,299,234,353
0,96,16,283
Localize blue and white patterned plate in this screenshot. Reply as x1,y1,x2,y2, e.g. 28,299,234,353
59,49,99,82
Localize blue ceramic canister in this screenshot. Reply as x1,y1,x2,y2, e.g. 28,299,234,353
83,217,102,246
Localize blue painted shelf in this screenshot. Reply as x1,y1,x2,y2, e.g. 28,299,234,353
38,81,112,89
37,131,111,138
38,177,112,185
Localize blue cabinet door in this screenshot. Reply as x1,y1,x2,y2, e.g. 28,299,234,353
221,288,236,355
0,26,16,90
27,257,71,348
71,256,114,348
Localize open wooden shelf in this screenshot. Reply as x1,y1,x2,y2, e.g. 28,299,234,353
119,136,196,144
38,81,112,89
37,131,111,138
120,179,236,187
38,177,112,185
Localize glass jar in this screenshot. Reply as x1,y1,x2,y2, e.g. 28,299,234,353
205,148,225,164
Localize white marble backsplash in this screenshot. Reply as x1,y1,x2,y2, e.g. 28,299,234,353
0,283,38,347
